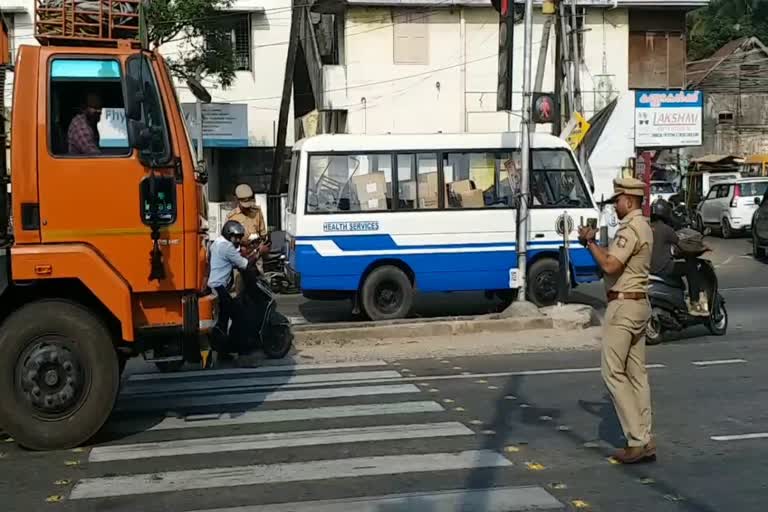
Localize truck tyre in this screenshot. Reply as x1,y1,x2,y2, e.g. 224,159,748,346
0,300,119,451
361,266,414,321
527,258,560,307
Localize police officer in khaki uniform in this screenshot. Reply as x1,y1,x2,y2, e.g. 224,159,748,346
227,184,269,291
579,177,656,464
227,184,268,242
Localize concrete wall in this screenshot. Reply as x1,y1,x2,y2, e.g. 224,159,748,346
328,6,629,135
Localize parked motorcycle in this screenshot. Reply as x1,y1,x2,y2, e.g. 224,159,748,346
261,230,297,294
646,256,728,345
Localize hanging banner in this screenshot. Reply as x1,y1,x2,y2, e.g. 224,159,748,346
634,90,703,148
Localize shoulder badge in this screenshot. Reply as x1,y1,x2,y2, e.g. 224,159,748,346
616,236,628,248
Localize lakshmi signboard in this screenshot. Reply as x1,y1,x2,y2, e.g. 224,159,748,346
634,90,703,148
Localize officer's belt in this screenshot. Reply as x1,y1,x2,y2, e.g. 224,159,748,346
607,291,647,302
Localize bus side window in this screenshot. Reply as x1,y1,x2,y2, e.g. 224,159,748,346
307,154,393,213
442,152,518,209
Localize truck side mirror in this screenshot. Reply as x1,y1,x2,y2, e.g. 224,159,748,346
756,197,762,206
125,75,144,121
128,119,150,150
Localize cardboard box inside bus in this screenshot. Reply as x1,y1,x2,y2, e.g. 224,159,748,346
418,173,439,209
458,189,485,208
352,172,388,210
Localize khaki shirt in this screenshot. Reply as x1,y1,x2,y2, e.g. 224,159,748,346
604,209,653,294
227,207,267,239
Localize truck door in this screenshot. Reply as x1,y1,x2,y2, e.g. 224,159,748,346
37,52,184,292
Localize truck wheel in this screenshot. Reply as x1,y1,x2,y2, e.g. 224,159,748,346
361,266,414,321
527,258,560,307
0,300,119,451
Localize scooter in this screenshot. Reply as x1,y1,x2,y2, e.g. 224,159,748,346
646,257,728,345
236,266,294,359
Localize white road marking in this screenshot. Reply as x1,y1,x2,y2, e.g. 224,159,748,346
89,422,473,462
127,361,390,382
109,401,445,433
121,371,402,396
184,486,563,511
115,384,422,412
123,366,668,403
715,256,735,268
69,450,512,499
691,359,747,367
721,286,768,292
711,432,768,442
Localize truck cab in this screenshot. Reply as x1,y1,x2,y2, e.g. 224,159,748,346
0,1,215,450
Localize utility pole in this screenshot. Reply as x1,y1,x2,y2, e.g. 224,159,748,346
516,0,534,302
534,13,553,93
568,0,588,176
553,4,563,136
271,0,301,195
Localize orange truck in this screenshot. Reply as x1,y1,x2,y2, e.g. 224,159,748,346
0,1,217,450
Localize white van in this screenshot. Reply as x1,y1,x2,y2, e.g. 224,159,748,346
284,132,603,320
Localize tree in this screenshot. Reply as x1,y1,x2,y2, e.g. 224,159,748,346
145,0,238,88
688,0,768,61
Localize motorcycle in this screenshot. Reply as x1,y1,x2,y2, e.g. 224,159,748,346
646,256,728,345
261,230,297,294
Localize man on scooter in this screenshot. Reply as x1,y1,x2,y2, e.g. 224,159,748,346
650,199,708,316
208,220,263,358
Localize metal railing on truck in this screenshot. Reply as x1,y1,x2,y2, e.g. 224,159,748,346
35,0,142,47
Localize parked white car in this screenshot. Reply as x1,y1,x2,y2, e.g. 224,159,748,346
695,177,768,238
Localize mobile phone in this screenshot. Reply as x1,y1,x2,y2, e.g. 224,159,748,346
586,218,597,229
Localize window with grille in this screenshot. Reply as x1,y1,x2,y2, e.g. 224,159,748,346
231,14,252,71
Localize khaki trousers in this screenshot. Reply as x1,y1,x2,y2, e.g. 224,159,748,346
601,298,653,447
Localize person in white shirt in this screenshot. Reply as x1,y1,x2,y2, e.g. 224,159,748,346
209,220,261,356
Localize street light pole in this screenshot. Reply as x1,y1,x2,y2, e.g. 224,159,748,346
516,0,534,302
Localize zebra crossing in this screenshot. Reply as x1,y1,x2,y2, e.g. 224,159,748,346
60,360,566,511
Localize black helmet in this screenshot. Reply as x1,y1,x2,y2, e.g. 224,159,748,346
221,220,246,241
651,198,672,223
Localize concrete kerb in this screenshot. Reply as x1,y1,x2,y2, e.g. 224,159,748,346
293,304,595,346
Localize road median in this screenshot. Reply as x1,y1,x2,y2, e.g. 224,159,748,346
294,304,595,346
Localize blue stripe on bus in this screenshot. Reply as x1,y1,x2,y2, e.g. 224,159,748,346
294,234,582,251
291,244,599,292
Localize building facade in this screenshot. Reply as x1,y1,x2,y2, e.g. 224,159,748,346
299,0,707,137
686,36,768,159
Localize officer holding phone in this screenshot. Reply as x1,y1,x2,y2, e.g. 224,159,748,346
579,177,656,464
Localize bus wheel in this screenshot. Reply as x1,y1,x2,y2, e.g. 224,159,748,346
0,300,119,451
361,266,414,321
527,258,560,307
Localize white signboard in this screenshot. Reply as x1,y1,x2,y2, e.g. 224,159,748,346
635,90,703,148
182,103,248,148
98,108,128,148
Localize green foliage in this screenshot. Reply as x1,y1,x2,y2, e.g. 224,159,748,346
688,0,768,61
145,0,238,88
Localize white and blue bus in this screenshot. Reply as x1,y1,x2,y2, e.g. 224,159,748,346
284,132,602,320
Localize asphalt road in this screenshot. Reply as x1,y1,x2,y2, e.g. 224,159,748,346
2,235,767,511
276,236,768,325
